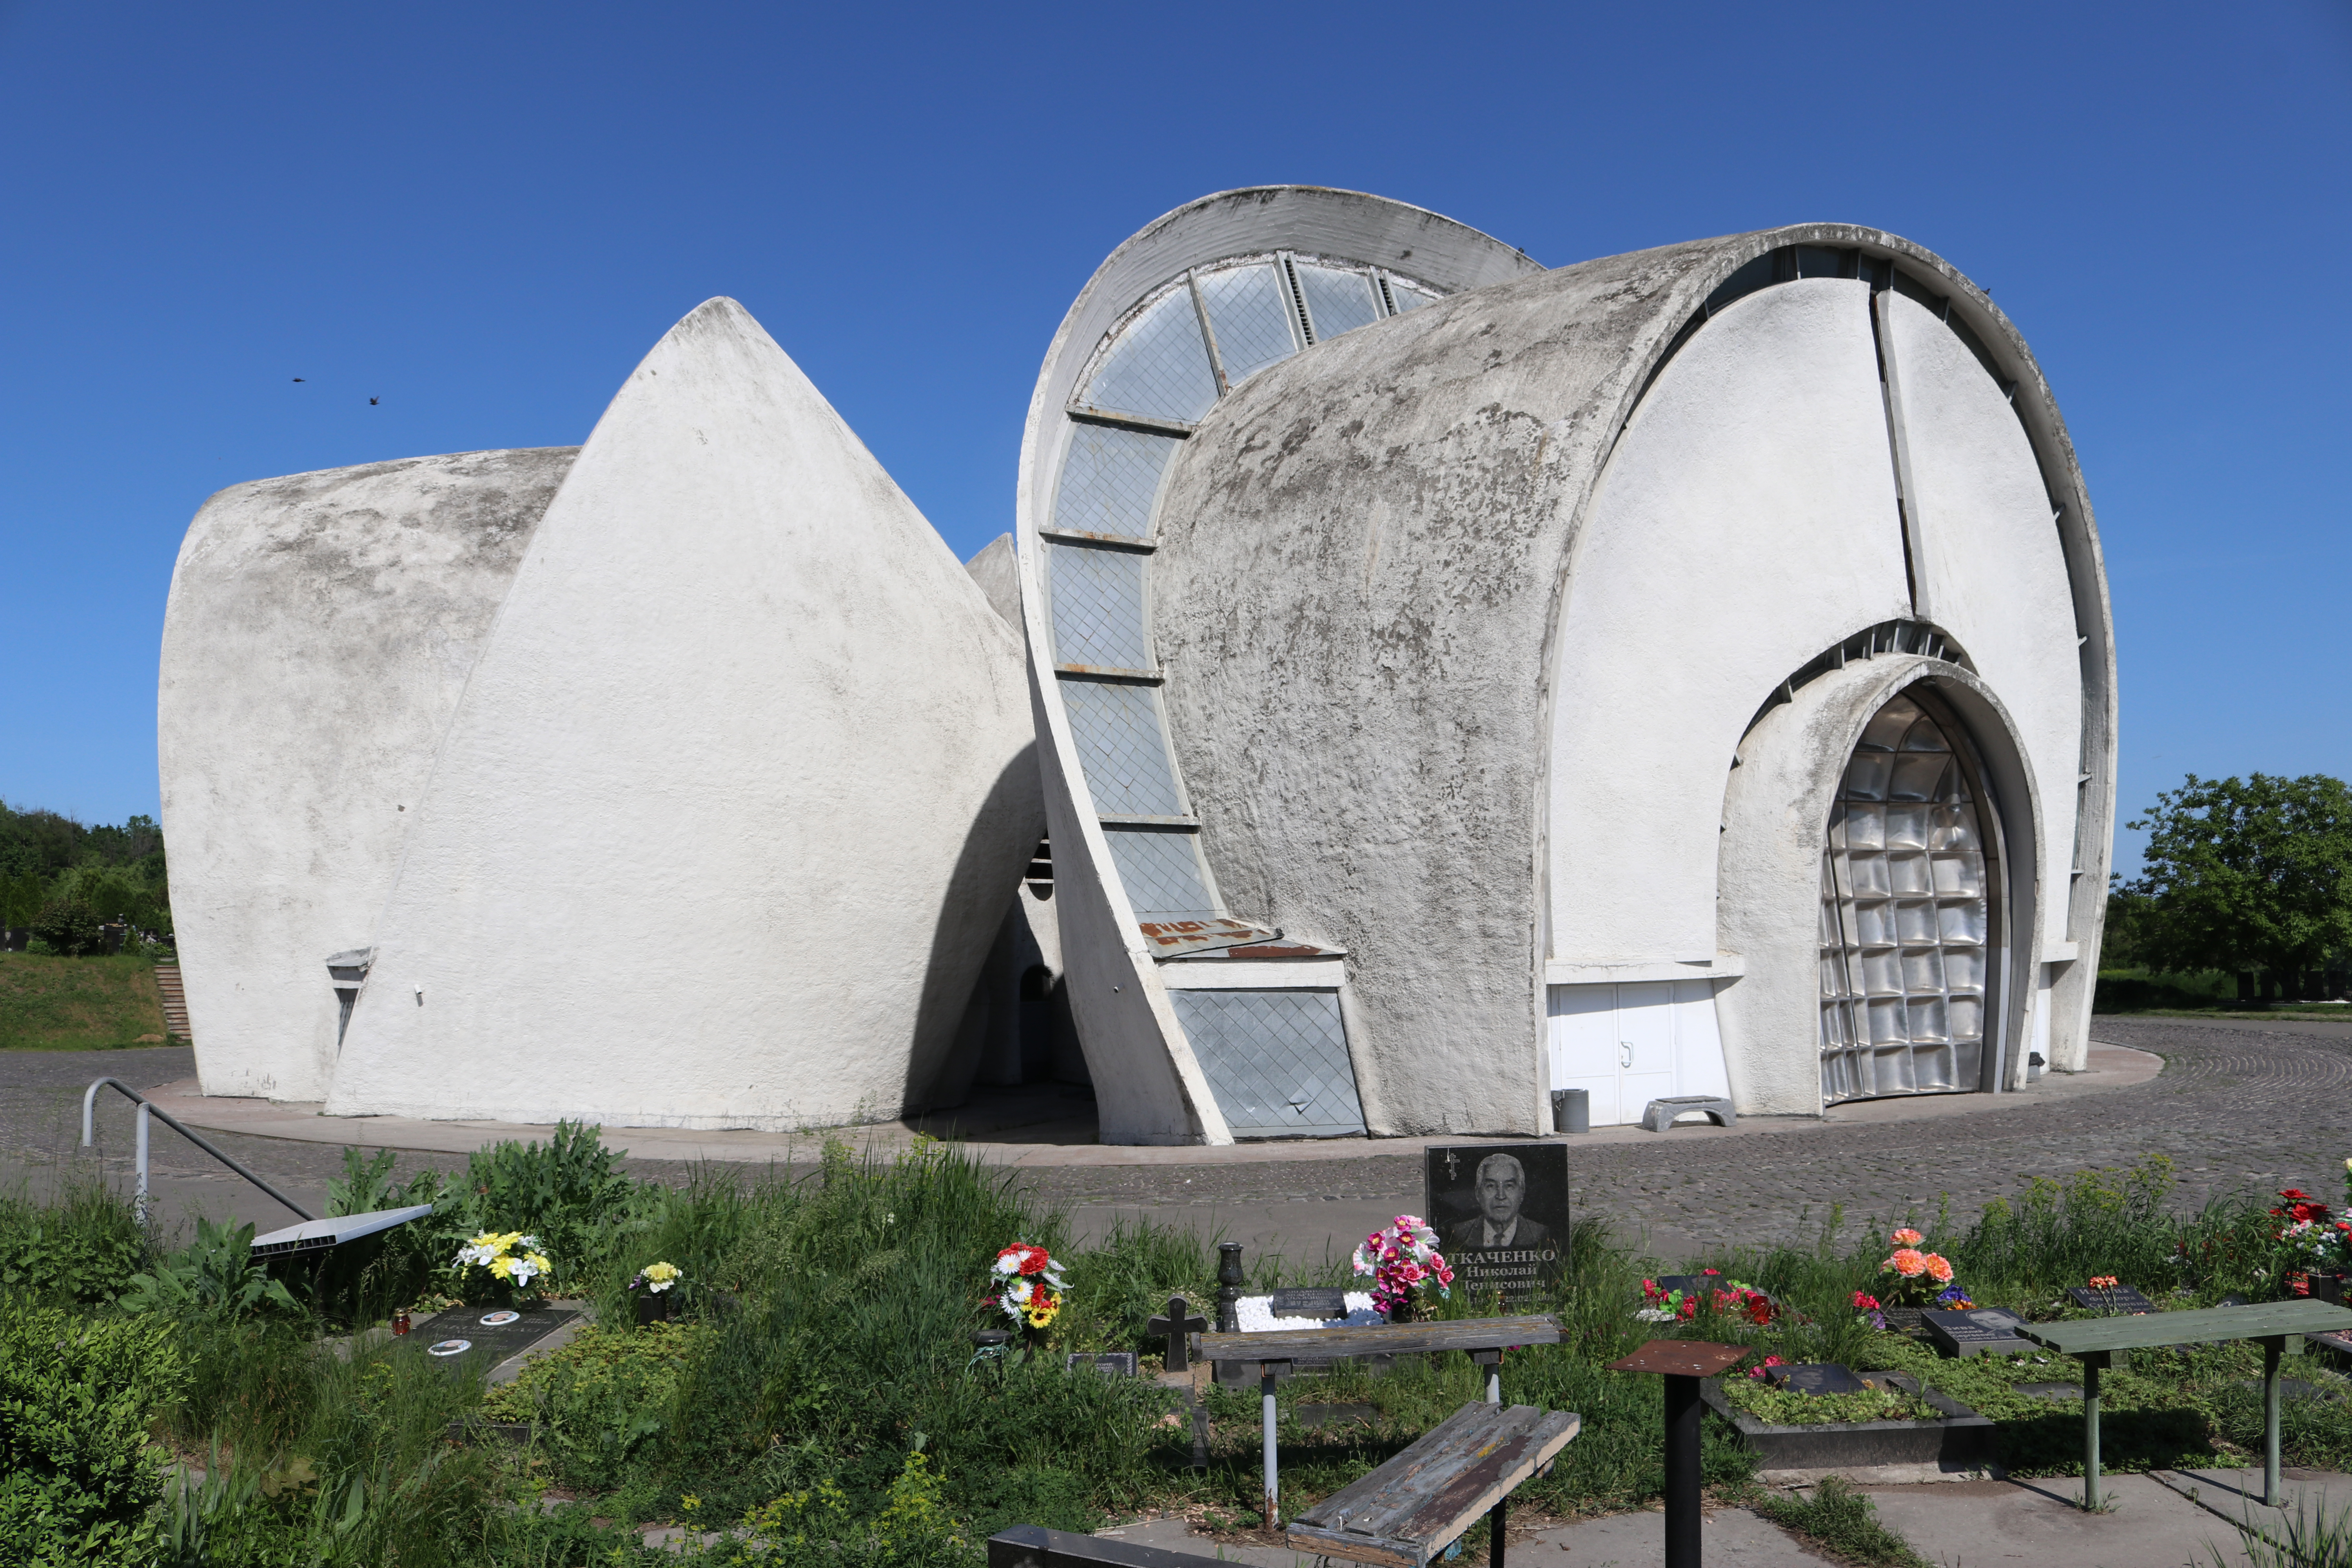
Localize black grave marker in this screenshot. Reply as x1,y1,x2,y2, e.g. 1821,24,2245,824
405,1304,578,1381
1764,1363,1871,1396
2067,1283,2158,1316
1270,1287,1351,1319
1923,1307,2033,1358
1424,1143,1569,1307
1147,1294,1207,1373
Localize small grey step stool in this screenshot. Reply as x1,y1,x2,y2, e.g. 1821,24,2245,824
1641,1095,1736,1132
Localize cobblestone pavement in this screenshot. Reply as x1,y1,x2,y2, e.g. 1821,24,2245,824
1022,1017,2352,1261
5,1017,2347,1263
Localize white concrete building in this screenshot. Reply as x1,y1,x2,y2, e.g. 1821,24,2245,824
162,299,1045,1128
1018,189,2116,1143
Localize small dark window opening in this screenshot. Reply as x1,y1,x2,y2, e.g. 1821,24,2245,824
1025,838,1053,899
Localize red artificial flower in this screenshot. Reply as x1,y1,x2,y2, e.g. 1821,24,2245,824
1852,1292,1881,1311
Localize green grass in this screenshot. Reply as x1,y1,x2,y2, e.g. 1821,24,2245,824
0,951,171,1049
8,1137,2351,1566
1754,1477,1932,1568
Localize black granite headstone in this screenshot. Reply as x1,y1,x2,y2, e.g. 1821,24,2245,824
1923,1307,2033,1358
405,1304,578,1380
1066,1352,1137,1379
1764,1363,1871,1396
1425,1144,1569,1307
1270,1287,1351,1319
2067,1283,2158,1316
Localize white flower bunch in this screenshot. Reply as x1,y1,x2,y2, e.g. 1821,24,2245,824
454,1231,553,1289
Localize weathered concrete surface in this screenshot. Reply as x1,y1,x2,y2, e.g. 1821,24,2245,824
323,298,1039,1130
1149,223,2117,1136
1013,189,1544,1145
159,447,575,1101
964,532,1021,628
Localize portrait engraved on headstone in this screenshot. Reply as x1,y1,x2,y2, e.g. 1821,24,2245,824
1424,1144,1569,1307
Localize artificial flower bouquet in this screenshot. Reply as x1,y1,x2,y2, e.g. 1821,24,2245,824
628,1259,683,1323
1874,1228,1971,1309
1635,1269,1775,1326
991,1243,1066,1332
1352,1214,1454,1320
2271,1175,2352,1296
452,1230,553,1306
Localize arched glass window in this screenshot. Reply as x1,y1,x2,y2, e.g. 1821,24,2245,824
1818,694,1992,1102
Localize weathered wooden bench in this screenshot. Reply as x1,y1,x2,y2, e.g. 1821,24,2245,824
2017,1298,2352,1509
1199,1314,1566,1529
1285,1399,1579,1568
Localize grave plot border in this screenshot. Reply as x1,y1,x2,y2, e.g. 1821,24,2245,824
1699,1373,1993,1468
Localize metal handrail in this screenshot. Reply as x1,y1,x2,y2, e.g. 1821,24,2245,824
82,1077,316,1226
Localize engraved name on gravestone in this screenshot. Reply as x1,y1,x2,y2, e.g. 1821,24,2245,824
1066,1352,1138,1379
1923,1307,2032,1358
2067,1284,2158,1316
1425,1144,1568,1307
1766,1363,1871,1396
1270,1287,1351,1319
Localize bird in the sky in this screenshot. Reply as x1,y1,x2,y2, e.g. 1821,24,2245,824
369,397,379,405
292,377,305,383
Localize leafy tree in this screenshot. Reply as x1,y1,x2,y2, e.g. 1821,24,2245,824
2122,773,2352,988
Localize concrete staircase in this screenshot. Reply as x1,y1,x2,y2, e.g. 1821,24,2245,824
154,964,191,1042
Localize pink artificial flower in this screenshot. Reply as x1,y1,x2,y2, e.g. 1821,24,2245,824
1885,1248,1928,1278
1923,1254,1955,1284
1891,1228,1924,1247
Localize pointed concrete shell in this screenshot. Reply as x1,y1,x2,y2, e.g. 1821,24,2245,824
158,448,575,1098
323,299,1038,1129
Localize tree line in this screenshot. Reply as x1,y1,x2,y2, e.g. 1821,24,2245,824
2107,772,2352,1002
0,799,172,954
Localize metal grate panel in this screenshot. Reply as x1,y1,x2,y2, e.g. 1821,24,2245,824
1103,827,1215,921
1082,288,1219,424
1171,990,1366,1138
1061,680,1183,817
1046,541,1149,670
1054,424,1181,540
1296,264,1382,341
1197,264,1299,386
1820,695,1991,1103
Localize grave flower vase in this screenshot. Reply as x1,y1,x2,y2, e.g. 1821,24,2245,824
634,1291,672,1327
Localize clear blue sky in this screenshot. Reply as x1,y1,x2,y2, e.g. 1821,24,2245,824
2,3,2345,877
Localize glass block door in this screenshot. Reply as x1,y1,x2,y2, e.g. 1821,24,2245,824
1819,694,1992,1103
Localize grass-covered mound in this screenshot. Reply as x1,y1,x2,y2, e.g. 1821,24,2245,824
0,953,171,1049
0,1139,2346,1566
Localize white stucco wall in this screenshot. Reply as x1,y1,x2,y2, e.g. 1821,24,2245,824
158,448,574,1099
322,298,1039,1129
1546,279,1914,969
1883,294,2087,1026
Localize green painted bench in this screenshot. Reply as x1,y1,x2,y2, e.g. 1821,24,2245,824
2017,1298,2352,1509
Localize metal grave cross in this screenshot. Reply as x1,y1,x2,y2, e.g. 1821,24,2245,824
1148,1294,1208,1373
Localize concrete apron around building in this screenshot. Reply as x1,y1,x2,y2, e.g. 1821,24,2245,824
146,1042,2160,1167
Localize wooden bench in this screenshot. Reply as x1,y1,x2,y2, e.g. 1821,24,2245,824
1199,1314,1566,1529
1285,1399,1579,1568
2017,1298,2352,1509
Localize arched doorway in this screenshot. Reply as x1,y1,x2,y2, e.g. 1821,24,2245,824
1817,691,1998,1102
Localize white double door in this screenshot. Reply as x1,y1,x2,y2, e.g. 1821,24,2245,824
1546,980,1731,1127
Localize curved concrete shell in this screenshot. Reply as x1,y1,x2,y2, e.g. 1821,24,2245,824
1028,199,2116,1142
319,299,1040,1129
159,447,575,1099
1014,187,1546,1144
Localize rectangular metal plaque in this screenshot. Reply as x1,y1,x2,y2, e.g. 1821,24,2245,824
1269,1287,1350,1319
1425,1143,1569,1307
1606,1339,1751,1378
1065,1352,1137,1379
